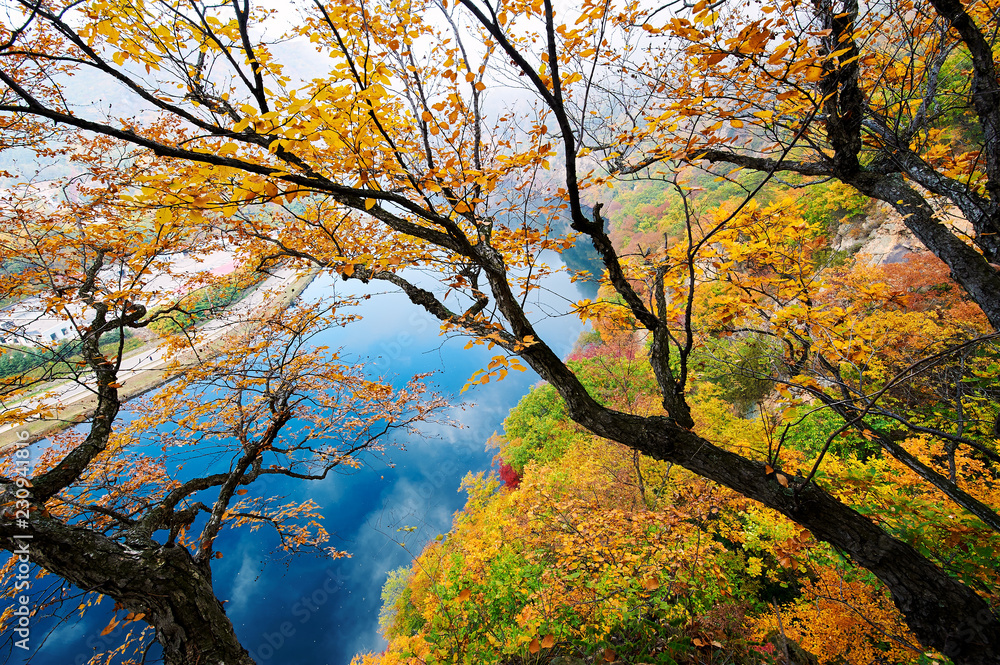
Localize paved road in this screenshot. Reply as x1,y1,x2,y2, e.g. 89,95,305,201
0,267,303,441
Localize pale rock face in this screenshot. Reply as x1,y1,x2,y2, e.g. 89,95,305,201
855,215,925,265
832,201,970,266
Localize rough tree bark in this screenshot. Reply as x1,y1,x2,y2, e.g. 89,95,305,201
0,518,254,665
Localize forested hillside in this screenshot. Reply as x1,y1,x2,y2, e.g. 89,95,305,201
359,178,999,664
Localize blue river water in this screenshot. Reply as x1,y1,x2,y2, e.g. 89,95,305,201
13,264,591,664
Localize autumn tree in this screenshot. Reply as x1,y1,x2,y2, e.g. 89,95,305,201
1,0,999,662
689,195,1000,531
630,0,1000,325
0,157,445,663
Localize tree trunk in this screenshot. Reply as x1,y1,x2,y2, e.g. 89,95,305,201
511,323,1000,664
601,411,1000,664
1,516,254,665
848,173,1000,330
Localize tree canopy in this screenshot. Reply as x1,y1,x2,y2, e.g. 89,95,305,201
1,0,999,662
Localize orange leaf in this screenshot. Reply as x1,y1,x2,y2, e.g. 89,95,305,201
100,618,118,636
236,489,248,495
804,65,824,82
604,647,616,662
764,464,774,475
541,634,554,648
704,52,726,66
528,639,540,654
775,473,789,488
457,588,471,601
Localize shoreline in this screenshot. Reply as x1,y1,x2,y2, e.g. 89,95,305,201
0,267,321,451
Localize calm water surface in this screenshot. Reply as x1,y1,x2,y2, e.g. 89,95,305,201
15,265,590,665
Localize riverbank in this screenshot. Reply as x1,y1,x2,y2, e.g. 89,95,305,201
0,266,321,451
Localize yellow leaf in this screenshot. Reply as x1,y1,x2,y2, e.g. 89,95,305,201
804,65,824,82
101,618,118,636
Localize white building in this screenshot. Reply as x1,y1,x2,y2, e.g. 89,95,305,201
1,250,240,348
0,299,80,348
